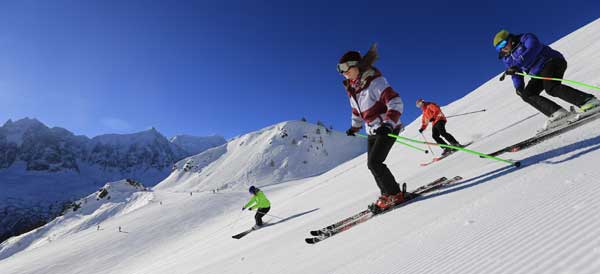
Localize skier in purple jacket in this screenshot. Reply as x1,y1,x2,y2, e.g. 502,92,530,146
493,30,600,130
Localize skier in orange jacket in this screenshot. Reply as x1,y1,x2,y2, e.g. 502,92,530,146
416,99,462,156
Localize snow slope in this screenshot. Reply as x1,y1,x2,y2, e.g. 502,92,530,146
0,179,152,260
156,120,367,192
1,19,600,274
0,119,224,243
169,135,227,156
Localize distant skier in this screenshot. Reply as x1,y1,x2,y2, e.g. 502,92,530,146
416,99,462,156
338,43,404,211
493,30,600,130
242,186,271,229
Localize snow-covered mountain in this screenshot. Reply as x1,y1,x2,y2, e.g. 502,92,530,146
87,128,188,173
156,120,367,192
169,135,227,156
1,19,600,274
0,179,152,260
0,119,221,244
0,118,87,172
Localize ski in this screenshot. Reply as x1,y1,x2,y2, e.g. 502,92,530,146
305,176,463,244
486,111,600,157
232,223,274,239
308,177,448,237
420,142,474,166
309,209,371,236
232,227,255,239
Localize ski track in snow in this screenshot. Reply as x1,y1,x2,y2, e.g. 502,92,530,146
2,18,600,274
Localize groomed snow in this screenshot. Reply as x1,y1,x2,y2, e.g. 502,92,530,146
1,19,600,274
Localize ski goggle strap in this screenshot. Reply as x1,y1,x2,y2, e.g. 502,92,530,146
495,40,508,52
336,61,359,73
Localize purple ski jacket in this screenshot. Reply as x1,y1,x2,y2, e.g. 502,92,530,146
501,33,564,90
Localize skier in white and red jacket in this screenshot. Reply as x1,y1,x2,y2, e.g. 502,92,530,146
338,44,404,212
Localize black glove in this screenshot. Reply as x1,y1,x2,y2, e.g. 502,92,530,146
418,128,424,134
242,207,245,211
429,118,434,122
375,123,393,136
345,128,356,136
505,66,519,76
248,208,253,211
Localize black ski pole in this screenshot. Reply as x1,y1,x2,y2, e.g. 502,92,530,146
420,133,436,157
446,109,487,118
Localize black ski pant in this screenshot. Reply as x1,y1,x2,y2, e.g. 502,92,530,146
432,120,459,146
367,128,401,196
255,207,270,226
518,58,593,117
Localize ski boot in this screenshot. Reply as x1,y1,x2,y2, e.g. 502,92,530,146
388,191,404,205
450,142,464,148
441,147,454,157
368,192,404,214
542,108,571,131
576,97,600,119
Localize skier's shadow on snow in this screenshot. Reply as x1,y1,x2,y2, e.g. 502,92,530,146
267,208,320,226
419,134,600,201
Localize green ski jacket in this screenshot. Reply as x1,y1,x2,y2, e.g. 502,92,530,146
243,191,271,210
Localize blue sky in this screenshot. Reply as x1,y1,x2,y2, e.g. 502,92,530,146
0,1,598,139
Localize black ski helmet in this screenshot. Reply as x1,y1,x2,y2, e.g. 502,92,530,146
338,51,362,64
249,185,258,194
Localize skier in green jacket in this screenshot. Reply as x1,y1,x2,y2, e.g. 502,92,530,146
242,186,271,229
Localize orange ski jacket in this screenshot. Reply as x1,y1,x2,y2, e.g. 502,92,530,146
420,102,446,130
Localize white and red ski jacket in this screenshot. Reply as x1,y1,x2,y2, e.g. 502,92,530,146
344,68,403,135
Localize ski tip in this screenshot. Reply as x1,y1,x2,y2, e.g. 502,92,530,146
305,238,319,244
310,230,323,236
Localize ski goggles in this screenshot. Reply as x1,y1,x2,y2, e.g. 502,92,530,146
336,61,359,74
495,39,508,52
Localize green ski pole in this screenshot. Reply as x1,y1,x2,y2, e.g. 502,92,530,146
516,72,600,91
388,133,521,167
356,133,429,154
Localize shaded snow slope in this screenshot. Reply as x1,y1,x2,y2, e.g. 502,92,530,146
1,19,600,274
0,180,151,260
